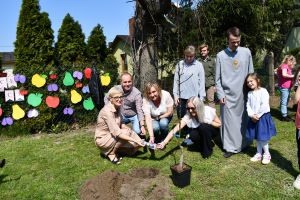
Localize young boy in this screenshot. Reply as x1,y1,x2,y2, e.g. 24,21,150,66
293,78,300,189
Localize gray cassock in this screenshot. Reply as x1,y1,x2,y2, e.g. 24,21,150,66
215,47,254,153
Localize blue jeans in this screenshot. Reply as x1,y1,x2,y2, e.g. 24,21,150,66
122,115,141,134
152,116,172,141
279,88,290,117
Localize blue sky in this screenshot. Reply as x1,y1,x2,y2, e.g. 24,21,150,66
0,0,136,52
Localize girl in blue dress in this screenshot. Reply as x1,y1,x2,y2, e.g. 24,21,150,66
245,73,277,164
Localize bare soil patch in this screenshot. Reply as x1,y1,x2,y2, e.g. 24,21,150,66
80,168,174,200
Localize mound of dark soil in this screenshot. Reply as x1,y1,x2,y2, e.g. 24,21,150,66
80,168,174,200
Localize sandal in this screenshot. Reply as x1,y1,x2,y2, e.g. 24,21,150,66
107,155,121,165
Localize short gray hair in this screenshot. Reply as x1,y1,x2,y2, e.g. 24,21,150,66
108,86,124,98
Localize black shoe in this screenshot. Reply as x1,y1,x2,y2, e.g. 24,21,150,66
0,159,5,168
282,117,291,122
223,152,234,158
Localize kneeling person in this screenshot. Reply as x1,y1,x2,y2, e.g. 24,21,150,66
157,97,221,158
143,83,174,143
95,86,144,164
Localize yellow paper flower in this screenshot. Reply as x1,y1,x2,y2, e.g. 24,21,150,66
71,89,82,104
32,74,46,88
12,104,25,120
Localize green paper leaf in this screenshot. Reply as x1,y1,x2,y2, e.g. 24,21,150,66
27,93,43,107
83,97,95,110
63,72,75,86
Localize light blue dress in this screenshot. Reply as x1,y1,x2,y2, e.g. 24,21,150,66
215,47,254,153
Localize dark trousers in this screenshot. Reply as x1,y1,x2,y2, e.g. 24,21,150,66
176,98,188,119
297,129,300,170
189,123,220,158
176,99,189,136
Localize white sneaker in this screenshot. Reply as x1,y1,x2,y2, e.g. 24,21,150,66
293,174,300,190
262,154,271,165
250,153,262,162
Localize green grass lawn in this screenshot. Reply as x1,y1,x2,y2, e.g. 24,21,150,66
1,106,300,199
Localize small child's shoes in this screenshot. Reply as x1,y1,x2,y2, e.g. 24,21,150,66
262,153,271,165
250,153,262,162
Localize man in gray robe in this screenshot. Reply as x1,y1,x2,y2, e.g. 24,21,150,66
215,27,254,158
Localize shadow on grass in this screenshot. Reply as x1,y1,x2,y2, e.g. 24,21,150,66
270,107,282,121
147,145,181,161
270,148,299,177
0,174,8,185
243,146,298,177
0,174,21,185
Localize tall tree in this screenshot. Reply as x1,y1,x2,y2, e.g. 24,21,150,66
194,0,299,61
86,24,107,64
14,0,54,75
55,13,86,69
133,0,172,91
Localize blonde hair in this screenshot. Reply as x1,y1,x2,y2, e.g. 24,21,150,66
187,96,205,123
281,55,296,65
184,45,196,55
144,82,162,100
108,86,124,99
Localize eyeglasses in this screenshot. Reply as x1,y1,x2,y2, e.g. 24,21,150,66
187,107,196,111
112,96,124,100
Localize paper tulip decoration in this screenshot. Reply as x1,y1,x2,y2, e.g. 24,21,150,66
20,90,28,96
46,96,60,108
47,84,59,92
27,109,39,118
49,74,57,80
82,85,90,94
75,81,83,88
100,73,111,86
73,71,83,80
83,97,95,110
84,68,92,79
27,93,43,107
14,74,26,83
12,104,25,120
70,90,82,104
63,107,74,115
2,117,13,126
32,74,46,88
63,72,75,86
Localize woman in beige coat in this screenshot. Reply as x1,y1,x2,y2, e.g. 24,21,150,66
95,86,144,164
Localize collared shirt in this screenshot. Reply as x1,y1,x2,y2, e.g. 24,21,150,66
199,56,216,88
181,106,216,128
173,59,206,100
142,90,174,117
246,87,270,118
104,85,144,122
95,102,123,140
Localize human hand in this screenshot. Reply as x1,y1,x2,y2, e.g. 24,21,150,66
251,115,259,122
219,98,225,105
135,139,145,147
157,141,166,150
175,97,179,106
140,126,146,135
149,136,155,144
